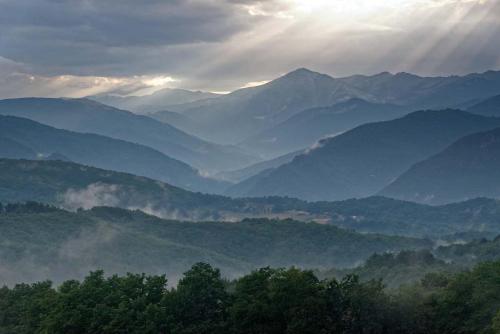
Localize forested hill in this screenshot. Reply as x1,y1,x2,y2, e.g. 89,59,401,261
2,158,500,238
0,203,430,285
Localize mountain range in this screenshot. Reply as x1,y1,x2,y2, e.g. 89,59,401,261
0,98,257,173
0,116,226,193
227,110,500,201
151,68,500,147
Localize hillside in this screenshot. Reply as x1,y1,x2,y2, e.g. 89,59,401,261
240,98,409,157
0,117,226,193
3,159,500,237
319,235,500,288
306,196,500,237
435,235,500,265
467,94,500,117
317,250,459,288
0,158,243,219
0,137,36,159
228,110,500,201
215,150,302,183
380,127,500,204
148,109,199,132
0,98,257,172
0,204,430,285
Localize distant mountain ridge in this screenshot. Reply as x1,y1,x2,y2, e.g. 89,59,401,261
0,116,226,193
380,127,500,204
91,88,219,113
0,97,257,172
227,110,500,201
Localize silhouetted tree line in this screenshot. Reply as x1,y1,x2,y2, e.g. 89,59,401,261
0,261,499,334
0,201,58,214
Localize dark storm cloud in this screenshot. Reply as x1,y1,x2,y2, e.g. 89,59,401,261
0,0,262,75
0,0,250,46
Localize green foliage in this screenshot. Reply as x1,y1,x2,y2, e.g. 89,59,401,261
493,310,500,334
429,262,500,334
0,281,56,334
165,263,228,334
1,261,500,334
41,271,169,334
229,267,327,334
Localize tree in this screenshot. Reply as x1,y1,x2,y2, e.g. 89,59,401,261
164,263,228,334
493,310,500,334
331,275,394,334
229,267,328,334
41,271,169,334
0,281,56,334
430,262,500,334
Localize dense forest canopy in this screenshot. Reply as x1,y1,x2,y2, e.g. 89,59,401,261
1,261,499,334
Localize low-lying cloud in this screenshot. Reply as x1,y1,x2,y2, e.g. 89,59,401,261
59,182,187,220
61,183,121,211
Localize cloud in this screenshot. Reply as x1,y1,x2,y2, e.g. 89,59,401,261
61,183,121,210
0,55,183,98
59,183,187,220
0,0,260,76
0,0,499,97
240,80,270,88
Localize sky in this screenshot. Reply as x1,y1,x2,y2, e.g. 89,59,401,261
0,0,499,98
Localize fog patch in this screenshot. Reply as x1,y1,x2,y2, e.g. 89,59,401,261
434,239,468,248
61,183,121,210
304,132,341,154
59,223,119,262
126,204,185,221
59,182,190,220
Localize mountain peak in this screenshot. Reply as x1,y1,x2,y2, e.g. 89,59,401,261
373,71,393,77
394,71,421,79
282,68,329,79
